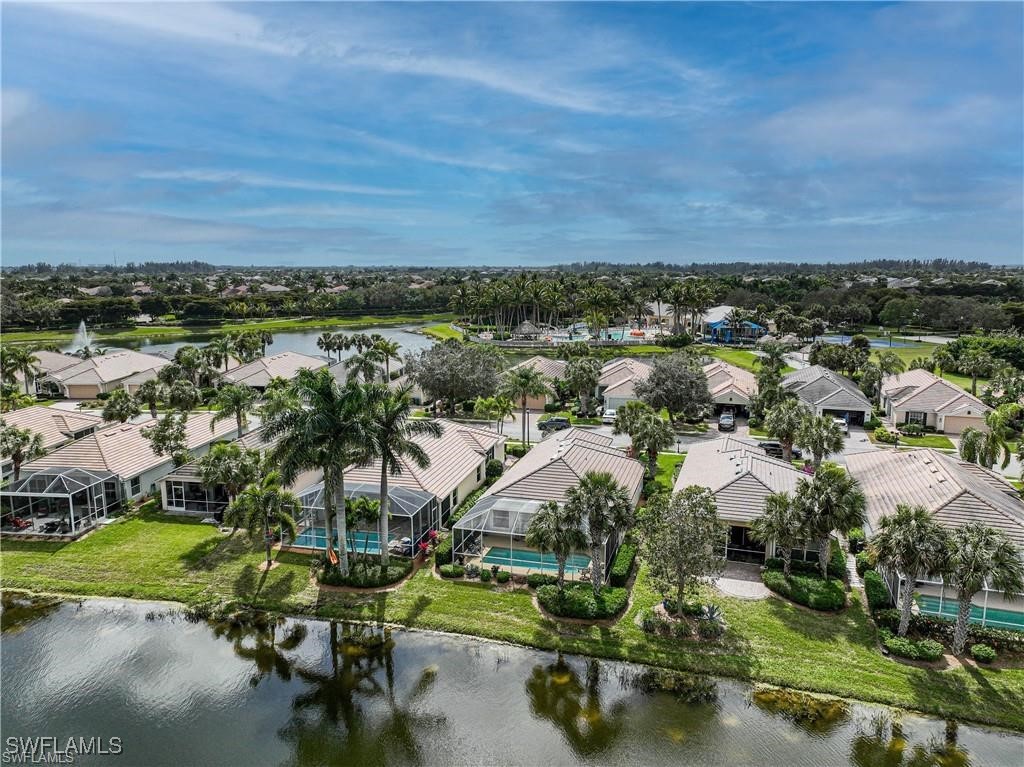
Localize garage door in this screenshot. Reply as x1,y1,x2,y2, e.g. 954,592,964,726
942,416,986,435
823,409,867,426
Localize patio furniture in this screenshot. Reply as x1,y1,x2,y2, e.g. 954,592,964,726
10,516,32,531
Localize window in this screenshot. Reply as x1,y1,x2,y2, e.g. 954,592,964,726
130,476,141,496
906,411,927,426
168,481,186,509
476,463,482,482
452,489,459,507
493,509,510,529
486,447,495,461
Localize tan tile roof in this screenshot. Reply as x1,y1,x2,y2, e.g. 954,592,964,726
846,449,1024,547
703,361,757,400
487,432,644,504
599,358,653,388
0,406,103,452
552,428,613,447
673,436,804,523
31,350,82,375
344,419,503,499
507,356,568,380
48,350,171,386
23,411,237,480
782,365,872,413
224,352,327,388
881,369,989,417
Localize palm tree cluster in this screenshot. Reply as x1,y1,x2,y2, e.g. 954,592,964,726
317,331,402,381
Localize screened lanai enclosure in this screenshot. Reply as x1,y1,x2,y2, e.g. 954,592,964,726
292,480,438,556
0,468,121,537
451,496,608,582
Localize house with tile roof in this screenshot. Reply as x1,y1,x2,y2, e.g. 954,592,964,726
223,352,328,390
598,358,653,411
673,435,816,564
846,449,1024,628
0,406,103,477
505,356,568,410
880,369,989,434
781,365,873,425
38,350,171,399
703,360,757,415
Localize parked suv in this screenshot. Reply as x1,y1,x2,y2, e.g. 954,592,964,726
758,440,803,460
832,417,849,434
601,408,617,425
718,412,735,432
539,416,571,433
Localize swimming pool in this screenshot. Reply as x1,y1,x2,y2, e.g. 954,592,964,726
482,546,591,575
916,594,1024,631
820,335,915,348
290,527,381,554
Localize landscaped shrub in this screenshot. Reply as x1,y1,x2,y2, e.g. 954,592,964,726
765,540,846,581
661,598,704,617
464,564,480,579
506,443,529,458
318,557,413,588
864,570,893,612
642,480,664,499
864,416,882,430
543,402,562,413
874,427,897,444
873,610,1024,654
855,551,874,577
536,584,629,619
901,423,924,436
762,570,846,611
847,527,865,554
479,569,491,583
971,643,997,664
609,539,638,587
434,537,453,566
655,333,693,348
439,564,465,579
495,570,511,584
879,629,944,662
485,459,504,479
527,573,557,589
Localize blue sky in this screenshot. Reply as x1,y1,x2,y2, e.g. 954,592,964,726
2,2,1022,267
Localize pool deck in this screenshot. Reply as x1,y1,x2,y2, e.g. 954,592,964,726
461,546,594,582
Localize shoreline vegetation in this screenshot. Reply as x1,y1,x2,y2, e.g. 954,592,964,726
3,511,1022,732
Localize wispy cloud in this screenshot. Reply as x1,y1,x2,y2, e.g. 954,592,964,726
136,169,415,197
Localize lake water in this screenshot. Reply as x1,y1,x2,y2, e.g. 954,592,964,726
65,324,435,361
3,594,1021,767
820,335,916,349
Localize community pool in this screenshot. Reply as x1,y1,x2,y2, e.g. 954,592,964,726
916,594,1024,631
820,335,915,348
482,546,591,575
290,527,381,554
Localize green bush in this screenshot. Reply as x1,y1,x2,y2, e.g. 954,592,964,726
874,427,897,444
661,598,704,617
762,570,846,611
864,570,893,611
536,583,629,619
847,527,865,554
874,609,1024,653
439,564,464,579
971,643,997,664
880,629,944,662
543,402,562,413
464,564,480,579
901,423,924,436
765,540,846,580
496,570,511,584
485,459,504,479
609,540,637,587
506,443,529,458
855,551,874,577
864,416,882,430
527,573,558,589
318,558,413,588
434,536,453,566
479,569,491,583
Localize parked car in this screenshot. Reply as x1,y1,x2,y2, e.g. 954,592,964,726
758,440,803,460
832,417,849,434
601,408,617,425
718,412,735,432
539,416,571,433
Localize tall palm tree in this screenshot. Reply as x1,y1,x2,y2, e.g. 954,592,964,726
943,523,1024,654
211,383,258,436
501,367,549,446
0,424,46,481
793,462,866,581
564,471,634,597
758,342,787,376
198,442,263,510
525,501,589,592
1,346,41,396
317,332,338,362
932,346,955,379
957,348,994,396
876,351,906,376
365,384,442,567
796,414,845,468
372,338,402,380
226,471,300,570
563,357,601,416
959,403,1022,470
263,368,373,575
631,412,675,479
667,281,688,334
166,379,201,412
750,492,802,577
765,398,809,461
207,335,235,372
101,389,141,423
344,350,383,383
871,504,949,637
136,378,164,418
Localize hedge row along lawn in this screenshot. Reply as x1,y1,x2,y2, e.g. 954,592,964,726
3,511,1023,731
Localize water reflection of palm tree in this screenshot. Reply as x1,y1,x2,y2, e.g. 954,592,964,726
525,654,625,758
209,611,308,687
850,714,970,767
279,622,446,767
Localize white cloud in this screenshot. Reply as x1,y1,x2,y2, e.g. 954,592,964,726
136,169,414,196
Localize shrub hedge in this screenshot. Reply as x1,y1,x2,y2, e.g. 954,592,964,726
864,570,893,611
527,573,558,589
873,609,1024,653
765,540,846,581
879,629,944,662
536,584,629,619
855,551,874,577
971,644,997,664
318,558,413,588
874,427,897,444
609,539,638,587
496,570,511,584
434,537,454,566
507,443,530,458
479,569,491,583
847,527,865,554
762,570,846,611
439,564,465,579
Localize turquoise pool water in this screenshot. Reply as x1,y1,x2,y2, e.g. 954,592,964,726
482,546,591,574
916,594,1024,630
291,527,381,554
820,335,914,348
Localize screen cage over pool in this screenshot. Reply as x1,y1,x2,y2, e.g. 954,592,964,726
1,467,121,536
452,495,614,581
296,480,438,550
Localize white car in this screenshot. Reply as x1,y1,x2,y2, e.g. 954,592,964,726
832,417,849,434
602,408,617,425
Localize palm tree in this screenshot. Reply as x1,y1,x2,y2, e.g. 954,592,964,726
631,412,675,479
563,357,601,416
525,501,589,592
797,414,845,467
765,398,808,461
263,368,373,575
317,332,338,362
943,523,1024,654
198,442,262,510
750,492,802,577
564,471,634,597
959,404,1022,469
344,350,383,383
101,389,141,423
166,379,201,412
1,346,40,396
792,462,866,581
373,338,402,380
501,367,549,446
876,351,905,376
207,335,235,373
957,348,995,396
758,342,787,376
211,383,258,436
136,379,164,418
0,424,46,481
871,504,949,637
365,384,442,567
492,395,514,435
932,346,955,379
226,471,300,570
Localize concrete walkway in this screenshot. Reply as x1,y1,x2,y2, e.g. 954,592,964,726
714,562,770,600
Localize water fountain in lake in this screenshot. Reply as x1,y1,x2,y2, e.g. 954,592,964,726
70,320,97,357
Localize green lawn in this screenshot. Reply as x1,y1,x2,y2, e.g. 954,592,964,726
867,431,956,450
4,511,1023,730
701,346,795,375
869,343,988,395
654,452,686,489
421,323,465,342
